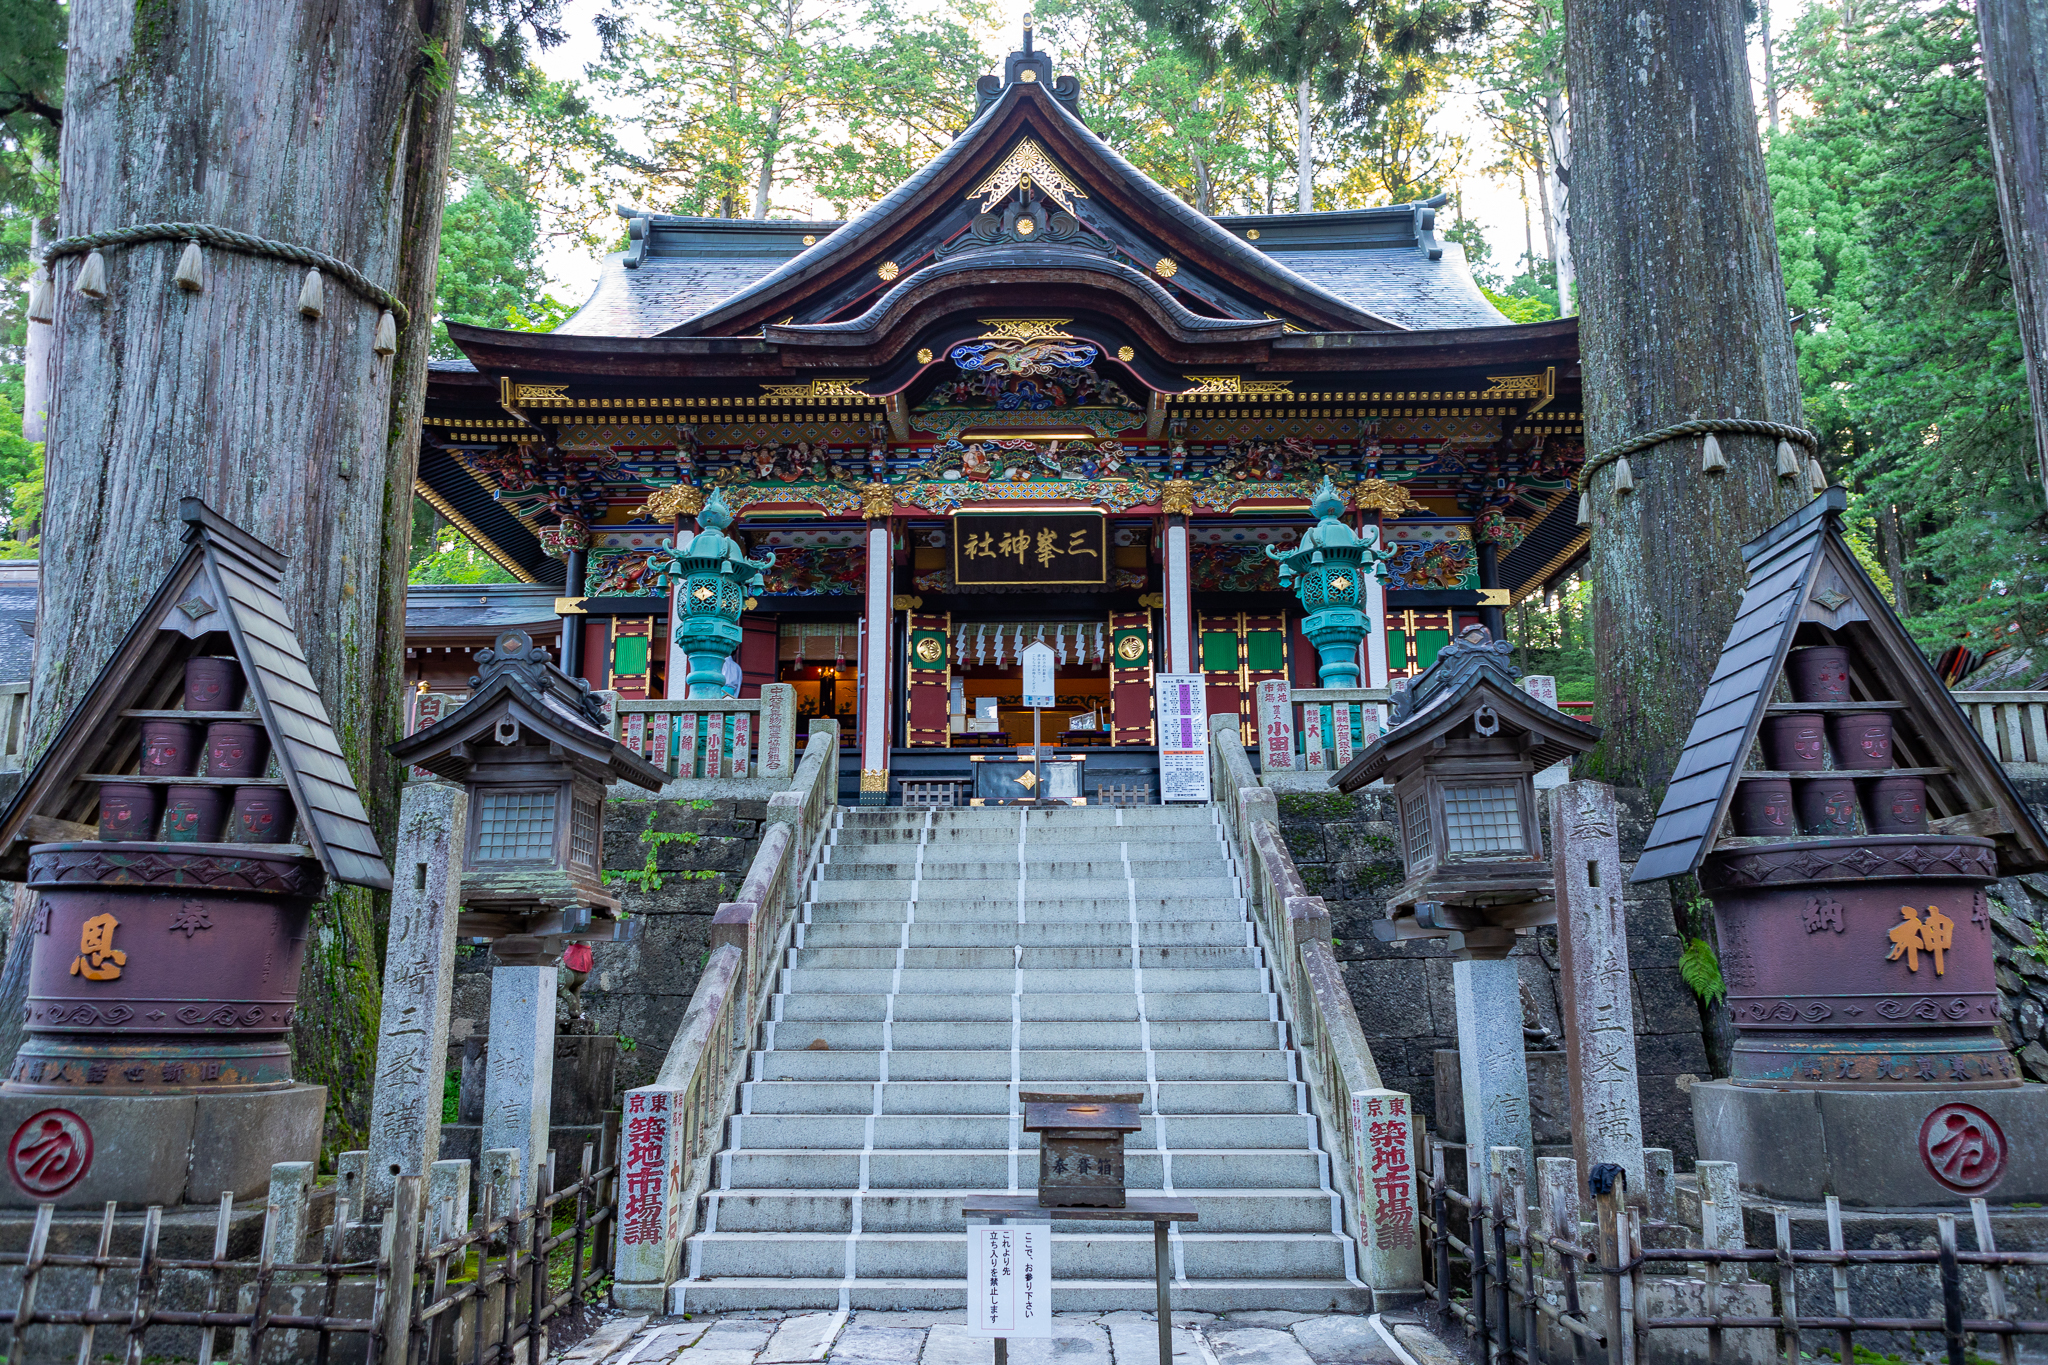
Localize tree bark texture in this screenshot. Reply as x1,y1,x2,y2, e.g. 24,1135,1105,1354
1565,0,1806,793
1978,0,2048,503
19,0,460,1148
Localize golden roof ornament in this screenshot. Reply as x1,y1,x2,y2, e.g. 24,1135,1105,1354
642,485,706,521
1349,478,1424,516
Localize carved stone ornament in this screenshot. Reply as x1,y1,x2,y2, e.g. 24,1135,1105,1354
642,485,706,522
1160,480,1196,516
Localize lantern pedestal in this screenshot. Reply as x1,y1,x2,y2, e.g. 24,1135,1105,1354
1692,833,2047,1207
1692,1080,2048,1207
0,1083,325,1208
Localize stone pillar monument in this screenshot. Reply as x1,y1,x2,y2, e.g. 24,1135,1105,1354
1453,957,1535,1202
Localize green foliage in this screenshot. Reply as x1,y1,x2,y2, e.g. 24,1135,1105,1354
408,495,516,584
2023,922,2048,969
1507,574,1592,701
1768,1,2048,654
1678,937,1727,1007
0,390,41,556
442,1069,461,1124
1277,792,1358,819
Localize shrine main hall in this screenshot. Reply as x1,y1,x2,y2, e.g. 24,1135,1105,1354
413,33,1584,802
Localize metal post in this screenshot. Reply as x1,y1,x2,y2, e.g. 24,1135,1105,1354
1155,1218,1173,1365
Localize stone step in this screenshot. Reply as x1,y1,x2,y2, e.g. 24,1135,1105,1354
816,859,1232,882
805,878,1241,902
713,1147,1327,1193
753,1055,1294,1080
785,945,1262,971
773,991,1278,1024
778,967,1271,995
824,838,1227,861
835,808,1215,831
795,922,1254,949
668,1277,1371,1314
685,1229,1353,1281
801,899,1248,923
738,1067,1298,1114
699,1188,1342,1235
760,1018,1286,1053
723,1112,1317,1152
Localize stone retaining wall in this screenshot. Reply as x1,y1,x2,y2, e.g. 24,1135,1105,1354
1277,786,1713,1165
446,796,770,1094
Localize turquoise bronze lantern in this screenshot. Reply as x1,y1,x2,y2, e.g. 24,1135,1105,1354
648,489,775,698
1267,477,1395,687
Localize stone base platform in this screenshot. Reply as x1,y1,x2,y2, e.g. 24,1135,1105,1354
1691,1078,2048,1206
0,1083,324,1208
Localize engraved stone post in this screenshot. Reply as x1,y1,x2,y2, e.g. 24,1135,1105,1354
335,1150,369,1219
1453,957,1534,1202
758,682,797,783
366,781,468,1211
1552,779,1647,1195
481,964,558,1206
1536,1155,1580,1281
1696,1160,1745,1250
427,1158,472,1242
266,1161,316,1263
1644,1148,1676,1224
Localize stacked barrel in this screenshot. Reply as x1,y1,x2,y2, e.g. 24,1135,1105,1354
95,657,296,845
1732,645,1922,838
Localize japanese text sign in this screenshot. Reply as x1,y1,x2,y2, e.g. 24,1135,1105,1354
966,1222,1053,1337
953,513,1106,587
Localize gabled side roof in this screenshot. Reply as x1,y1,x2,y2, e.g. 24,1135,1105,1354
0,500,391,890
1331,639,1601,791
1634,488,2048,881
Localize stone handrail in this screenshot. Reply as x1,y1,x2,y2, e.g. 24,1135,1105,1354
611,721,840,1308
1208,713,1423,1300
1952,690,2048,764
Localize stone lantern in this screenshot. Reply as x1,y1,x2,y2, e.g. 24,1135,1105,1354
1331,626,1600,959
1267,477,1395,687
389,628,666,957
649,488,775,699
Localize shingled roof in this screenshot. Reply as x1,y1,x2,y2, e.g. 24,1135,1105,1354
0,500,391,890
1633,487,2048,882
545,72,1504,341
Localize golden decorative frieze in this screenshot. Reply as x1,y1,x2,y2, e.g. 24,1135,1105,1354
1481,373,1549,400
758,379,873,401
1349,478,1425,516
975,318,1076,343
509,382,569,403
1160,480,1196,516
1178,375,1296,397
969,139,1089,216
859,769,890,792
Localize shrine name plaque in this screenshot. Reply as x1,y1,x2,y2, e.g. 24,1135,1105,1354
953,513,1107,587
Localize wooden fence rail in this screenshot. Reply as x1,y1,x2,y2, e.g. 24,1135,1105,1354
1422,1140,2048,1365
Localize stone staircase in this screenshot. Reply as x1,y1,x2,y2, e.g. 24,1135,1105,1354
668,803,1372,1314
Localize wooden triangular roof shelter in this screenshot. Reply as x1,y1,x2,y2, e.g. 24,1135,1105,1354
0,499,391,889
1634,487,2048,882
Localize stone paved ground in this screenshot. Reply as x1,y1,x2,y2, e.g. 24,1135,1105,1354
554,1307,1460,1365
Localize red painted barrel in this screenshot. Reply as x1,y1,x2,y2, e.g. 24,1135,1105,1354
2,843,324,1094
1701,836,2015,1089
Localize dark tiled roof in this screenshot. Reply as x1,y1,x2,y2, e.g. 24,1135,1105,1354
405,583,564,629
1273,245,1506,330
557,257,800,338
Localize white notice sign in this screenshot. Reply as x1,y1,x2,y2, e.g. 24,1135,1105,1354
967,1222,1052,1337
1021,642,1056,709
1154,672,1211,803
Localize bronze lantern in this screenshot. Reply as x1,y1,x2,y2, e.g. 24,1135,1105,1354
1022,1091,1143,1207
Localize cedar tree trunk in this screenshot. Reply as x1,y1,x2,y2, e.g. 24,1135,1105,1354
11,0,463,1150
1565,0,1806,793
1979,0,2048,504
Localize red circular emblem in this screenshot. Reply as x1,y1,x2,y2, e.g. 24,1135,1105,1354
8,1109,93,1196
1919,1103,2007,1193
